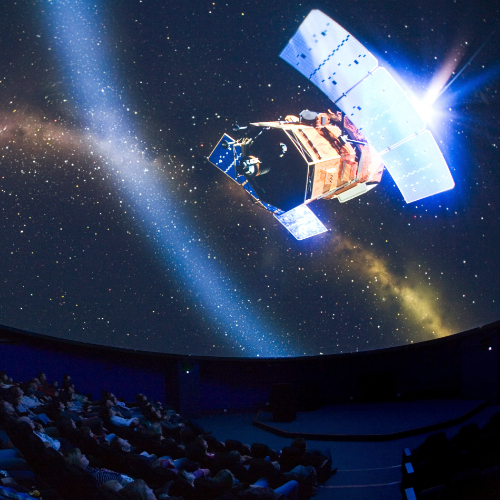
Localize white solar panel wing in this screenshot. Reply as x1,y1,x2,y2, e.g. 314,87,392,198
280,9,455,205
335,68,426,152
274,205,327,240
280,10,378,103
381,131,455,203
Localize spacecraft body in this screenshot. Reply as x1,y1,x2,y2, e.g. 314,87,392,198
248,113,384,204
207,10,454,240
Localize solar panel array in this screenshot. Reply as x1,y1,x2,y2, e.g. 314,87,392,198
381,131,455,203
280,9,454,203
275,205,327,240
335,68,426,152
207,134,242,183
279,10,377,103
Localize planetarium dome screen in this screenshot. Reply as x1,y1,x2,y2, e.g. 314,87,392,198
0,0,498,357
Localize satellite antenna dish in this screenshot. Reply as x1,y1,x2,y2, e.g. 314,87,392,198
207,10,454,240
299,110,319,121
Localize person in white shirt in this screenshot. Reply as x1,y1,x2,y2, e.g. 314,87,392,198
108,408,140,428
17,417,61,451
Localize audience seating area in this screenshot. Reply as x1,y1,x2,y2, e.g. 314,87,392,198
0,370,336,500
402,414,500,499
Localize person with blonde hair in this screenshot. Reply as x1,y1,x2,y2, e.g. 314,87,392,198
65,447,133,487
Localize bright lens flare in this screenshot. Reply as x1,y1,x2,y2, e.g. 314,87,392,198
412,32,494,125
412,95,437,124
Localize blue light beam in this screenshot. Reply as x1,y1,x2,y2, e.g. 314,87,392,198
44,0,298,357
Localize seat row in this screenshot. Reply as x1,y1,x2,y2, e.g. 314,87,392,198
402,412,500,499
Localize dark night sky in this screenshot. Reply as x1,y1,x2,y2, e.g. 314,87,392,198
0,0,499,357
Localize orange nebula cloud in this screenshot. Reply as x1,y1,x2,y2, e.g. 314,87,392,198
332,235,455,340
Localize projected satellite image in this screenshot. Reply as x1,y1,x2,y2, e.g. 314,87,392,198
0,0,498,357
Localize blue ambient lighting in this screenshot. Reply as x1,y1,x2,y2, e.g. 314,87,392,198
44,0,297,357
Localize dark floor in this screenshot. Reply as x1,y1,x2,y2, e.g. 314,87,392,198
194,400,500,500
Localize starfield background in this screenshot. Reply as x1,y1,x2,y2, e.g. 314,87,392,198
0,0,498,357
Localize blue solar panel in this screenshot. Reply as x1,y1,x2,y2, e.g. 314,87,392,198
207,134,242,182
335,68,426,152
275,205,327,240
381,131,455,203
280,10,377,103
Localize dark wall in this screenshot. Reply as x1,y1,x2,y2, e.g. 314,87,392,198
0,339,169,403
0,322,498,416
460,332,499,401
196,336,465,411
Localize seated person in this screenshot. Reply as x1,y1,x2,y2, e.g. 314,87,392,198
24,380,50,404
102,399,133,420
47,400,81,423
64,382,88,404
61,374,73,392
49,400,104,435
150,410,184,432
57,416,79,441
17,417,62,451
1,401,18,420
284,437,336,481
0,372,11,386
193,468,236,500
14,396,36,416
9,418,52,462
108,394,142,417
75,426,107,455
219,450,251,483
185,436,219,474
246,476,299,500
106,436,176,487
137,423,186,460
120,479,157,500
37,372,57,398
12,388,32,407
12,387,47,416
65,447,133,487
105,407,140,428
